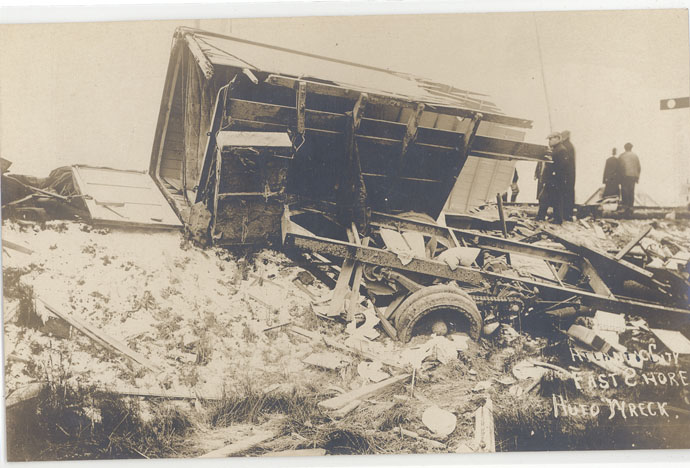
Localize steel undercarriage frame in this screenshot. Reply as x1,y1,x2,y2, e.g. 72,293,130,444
282,204,690,337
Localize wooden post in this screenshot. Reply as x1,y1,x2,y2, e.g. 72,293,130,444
401,103,425,156
496,193,508,238
296,81,307,135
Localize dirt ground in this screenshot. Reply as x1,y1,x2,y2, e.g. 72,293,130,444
3,214,690,460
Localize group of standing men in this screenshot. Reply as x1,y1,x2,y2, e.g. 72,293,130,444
603,143,642,214
535,130,576,224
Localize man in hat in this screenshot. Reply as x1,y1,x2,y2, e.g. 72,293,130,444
618,142,641,214
536,132,567,224
602,148,620,198
560,130,576,220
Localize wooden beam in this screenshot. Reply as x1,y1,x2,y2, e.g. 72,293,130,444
581,258,614,298
264,74,534,128
318,374,411,411
615,225,653,260
347,234,369,321
352,93,368,130
211,148,223,238
263,449,327,457
543,228,656,289
241,68,259,85
184,35,214,80
37,298,159,371
546,261,566,287
2,239,33,255
296,81,307,134
199,430,276,458
154,52,182,180
473,398,496,453
401,103,425,155
495,193,508,239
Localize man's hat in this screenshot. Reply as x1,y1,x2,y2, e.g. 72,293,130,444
546,132,561,139
560,130,571,140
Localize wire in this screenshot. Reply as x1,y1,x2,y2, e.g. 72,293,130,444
533,13,553,132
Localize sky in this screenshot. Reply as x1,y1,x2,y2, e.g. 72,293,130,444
1,8,689,205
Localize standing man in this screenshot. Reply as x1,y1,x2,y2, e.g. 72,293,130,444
560,130,576,220
536,132,567,224
602,148,621,198
618,142,641,215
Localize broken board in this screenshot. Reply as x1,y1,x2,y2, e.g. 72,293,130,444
650,329,690,354
71,165,182,229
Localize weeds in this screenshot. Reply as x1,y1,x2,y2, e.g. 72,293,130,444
6,382,193,461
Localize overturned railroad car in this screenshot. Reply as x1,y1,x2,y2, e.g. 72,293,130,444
147,27,548,245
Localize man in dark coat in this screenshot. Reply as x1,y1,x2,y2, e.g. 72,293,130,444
560,130,576,220
618,142,641,214
602,148,621,198
536,132,567,224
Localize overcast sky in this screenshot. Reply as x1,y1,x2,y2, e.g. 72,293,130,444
1,9,689,204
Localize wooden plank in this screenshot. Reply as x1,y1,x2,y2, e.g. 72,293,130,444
347,234,368,321
263,449,326,457
105,385,224,401
352,93,368,130
264,74,534,128
401,103,425,155
155,52,182,178
546,261,565,287
398,428,446,449
199,430,276,458
581,258,614,297
496,193,507,238
472,135,547,161
318,374,411,410
2,239,33,255
296,81,307,134
473,398,496,452
615,225,653,260
325,258,356,317
374,305,398,340
37,297,160,372
650,329,690,354
543,229,656,287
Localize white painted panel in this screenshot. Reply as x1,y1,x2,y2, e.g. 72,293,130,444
72,166,183,228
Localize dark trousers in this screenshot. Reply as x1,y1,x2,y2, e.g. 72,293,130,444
602,182,620,198
536,185,563,223
621,176,636,208
563,183,575,219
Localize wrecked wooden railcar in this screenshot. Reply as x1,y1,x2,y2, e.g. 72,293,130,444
147,27,548,245
144,28,689,342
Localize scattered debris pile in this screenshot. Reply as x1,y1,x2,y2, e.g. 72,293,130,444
4,210,690,459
